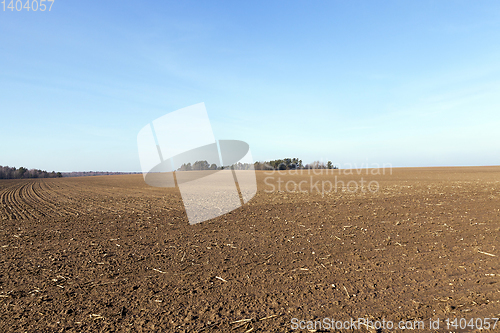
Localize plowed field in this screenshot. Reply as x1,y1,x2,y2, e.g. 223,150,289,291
1,167,499,332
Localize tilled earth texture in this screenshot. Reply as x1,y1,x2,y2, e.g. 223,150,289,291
1,167,499,333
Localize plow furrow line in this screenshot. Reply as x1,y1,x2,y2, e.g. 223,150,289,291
0,183,20,220
7,183,31,220
38,181,82,215
28,181,77,217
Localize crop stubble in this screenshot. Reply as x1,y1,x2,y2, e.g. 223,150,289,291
0,167,499,332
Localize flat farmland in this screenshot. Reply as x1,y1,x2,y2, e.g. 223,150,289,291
0,167,499,332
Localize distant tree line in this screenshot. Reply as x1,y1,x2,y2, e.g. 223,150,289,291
0,166,143,179
61,171,140,177
177,158,339,171
0,165,62,179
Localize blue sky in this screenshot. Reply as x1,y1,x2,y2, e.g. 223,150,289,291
1,1,500,171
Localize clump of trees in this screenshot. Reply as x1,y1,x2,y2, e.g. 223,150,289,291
254,158,338,170
255,158,303,170
177,158,338,171
231,162,255,170
178,161,218,171
0,165,62,179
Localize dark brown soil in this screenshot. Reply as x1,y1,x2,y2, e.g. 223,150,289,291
1,167,499,332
